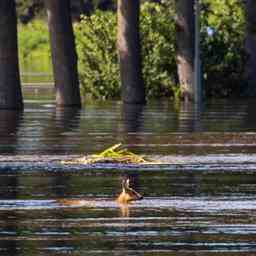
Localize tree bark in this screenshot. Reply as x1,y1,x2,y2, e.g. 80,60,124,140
45,0,81,107
175,0,195,102
0,0,23,109
117,0,146,104
244,0,256,96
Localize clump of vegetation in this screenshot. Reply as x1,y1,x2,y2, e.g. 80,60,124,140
201,0,246,97
18,20,52,82
140,2,177,98
62,143,154,164
16,0,45,23
18,20,50,61
75,11,119,99
75,2,177,100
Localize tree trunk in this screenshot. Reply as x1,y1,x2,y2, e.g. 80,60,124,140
117,0,146,104
45,0,81,107
244,0,256,96
0,0,23,109
175,0,195,102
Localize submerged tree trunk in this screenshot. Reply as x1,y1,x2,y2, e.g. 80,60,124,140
175,0,195,102
0,0,23,109
244,0,256,96
45,0,81,107
117,0,146,104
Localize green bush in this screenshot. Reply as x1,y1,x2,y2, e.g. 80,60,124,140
17,0,246,99
18,20,50,60
140,2,177,98
201,0,245,97
75,2,177,100
75,11,119,99
18,20,53,83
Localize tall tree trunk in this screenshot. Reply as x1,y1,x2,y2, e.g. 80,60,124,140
175,0,195,102
45,0,81,107
244,0,256,96
117,0,145,104
0,0,23,109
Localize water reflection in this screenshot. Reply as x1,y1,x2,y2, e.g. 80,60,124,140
122,103,144,133
178,101,203,132
1,100,256,154
121,103,145,154
0,174,19,256
54,107,81,131
0,110,23,154
0,241,18,256
42,107,81,153
119,204,130,217
244,100,256,128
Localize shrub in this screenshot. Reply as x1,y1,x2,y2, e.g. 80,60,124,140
18,20,50,60
201,0,246,97
75,11,119,99
75,2,178,100
18,20,52,82
140,2,177,98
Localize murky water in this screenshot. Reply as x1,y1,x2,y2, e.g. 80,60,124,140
1,96,256,255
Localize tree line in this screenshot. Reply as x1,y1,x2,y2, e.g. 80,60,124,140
0,0,256,109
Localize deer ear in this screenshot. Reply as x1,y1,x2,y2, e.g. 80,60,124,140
126,178,130,187
122,178,127,188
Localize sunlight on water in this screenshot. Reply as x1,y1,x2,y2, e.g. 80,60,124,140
0,197,256,212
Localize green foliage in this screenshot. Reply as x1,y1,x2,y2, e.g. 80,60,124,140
18,20,50,60
17,0,247,99
75,11,119,99
201,0,246,97
140,2,177,98
18,20,52,83
75,2,177,99
16,0,115,23
16,0,44,23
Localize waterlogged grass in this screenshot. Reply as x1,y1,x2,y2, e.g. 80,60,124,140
62,143,155,164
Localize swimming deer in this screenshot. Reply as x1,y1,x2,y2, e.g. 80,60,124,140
116,178,143,204
56,177,143,207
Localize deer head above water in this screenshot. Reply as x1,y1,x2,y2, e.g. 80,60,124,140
56,177,143,208
116,178,143,204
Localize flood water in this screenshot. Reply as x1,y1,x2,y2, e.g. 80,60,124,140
1,95,256,255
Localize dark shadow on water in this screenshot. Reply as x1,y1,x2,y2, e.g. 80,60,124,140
54,107,82,131
0,110,23,154
244,100,256,129
122,103,145,153
122,103,145,133
42,107,82,153
178,101,203,132
0,140,20,256
44,108,82,209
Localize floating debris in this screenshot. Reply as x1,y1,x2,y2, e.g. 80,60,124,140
61,143,156,165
